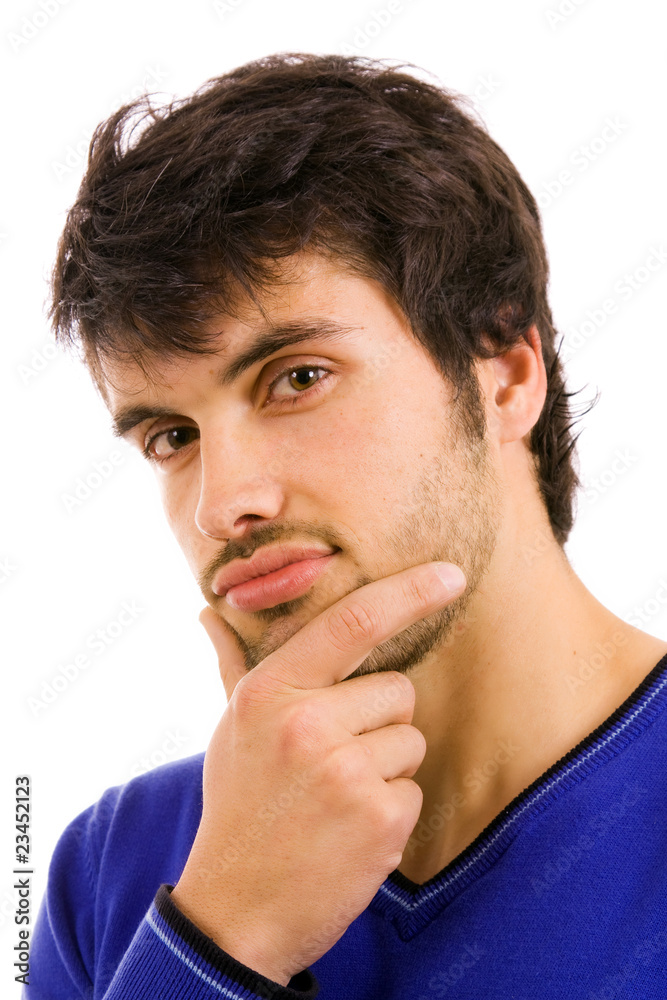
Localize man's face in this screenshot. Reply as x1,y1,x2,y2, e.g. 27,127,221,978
105,252,504,677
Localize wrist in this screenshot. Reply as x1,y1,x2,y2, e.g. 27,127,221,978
170,879,293,987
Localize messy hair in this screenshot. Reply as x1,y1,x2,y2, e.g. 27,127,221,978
50,52,589,544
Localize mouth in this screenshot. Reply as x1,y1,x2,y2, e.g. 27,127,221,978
212,545,339,614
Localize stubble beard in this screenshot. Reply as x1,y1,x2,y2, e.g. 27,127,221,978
221,424,503,678
343,428,503,679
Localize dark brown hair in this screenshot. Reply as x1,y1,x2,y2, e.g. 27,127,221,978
50,52,590,544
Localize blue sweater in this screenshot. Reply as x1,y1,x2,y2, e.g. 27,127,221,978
28,652,667,999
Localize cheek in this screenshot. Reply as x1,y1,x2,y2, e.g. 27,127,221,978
298,396,434,506
157,475,200,551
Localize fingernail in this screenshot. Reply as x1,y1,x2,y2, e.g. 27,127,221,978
432,563,466,594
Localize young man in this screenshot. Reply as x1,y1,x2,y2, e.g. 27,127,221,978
31,53,667,998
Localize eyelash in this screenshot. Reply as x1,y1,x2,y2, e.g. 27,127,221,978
142,362,334,465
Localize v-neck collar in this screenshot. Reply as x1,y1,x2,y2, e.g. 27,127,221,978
369,651,667,939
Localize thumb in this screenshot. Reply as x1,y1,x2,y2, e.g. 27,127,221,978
199,605,248,702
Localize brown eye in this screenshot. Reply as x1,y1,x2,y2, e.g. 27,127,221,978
289,368,318,389
270,366,326,399
146,426,199,462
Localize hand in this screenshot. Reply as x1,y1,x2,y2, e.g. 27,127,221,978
171,560,466,986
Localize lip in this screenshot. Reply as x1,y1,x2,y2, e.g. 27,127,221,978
223,552,338,613
212,543,338,599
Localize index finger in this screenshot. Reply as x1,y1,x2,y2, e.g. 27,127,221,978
255,561,466,690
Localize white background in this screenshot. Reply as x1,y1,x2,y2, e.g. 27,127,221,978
2,0,666,987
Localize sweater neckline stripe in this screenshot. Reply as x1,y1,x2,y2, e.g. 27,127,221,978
375,651,667,924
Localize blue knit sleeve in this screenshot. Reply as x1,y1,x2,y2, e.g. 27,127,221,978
26,777,318,999
103,885,318,999
27,793,111,998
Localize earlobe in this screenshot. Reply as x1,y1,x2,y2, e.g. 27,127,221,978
486,326,547,444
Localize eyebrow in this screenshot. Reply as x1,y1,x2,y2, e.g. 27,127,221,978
109,320,357,439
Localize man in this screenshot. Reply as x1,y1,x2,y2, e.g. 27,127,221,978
31,53,667,998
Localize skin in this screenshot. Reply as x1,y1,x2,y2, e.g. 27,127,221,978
104,250,667,937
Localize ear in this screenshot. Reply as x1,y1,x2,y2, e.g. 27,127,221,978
477,325,548,445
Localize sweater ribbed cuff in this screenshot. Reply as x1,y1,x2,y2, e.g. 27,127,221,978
155,884,318,998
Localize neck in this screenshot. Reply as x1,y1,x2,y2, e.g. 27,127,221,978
399,505,667,884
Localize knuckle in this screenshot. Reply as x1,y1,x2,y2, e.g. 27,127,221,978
360,673,414,727
230,672,281,720
406,723,427,758
372,794,406,837
386,671,415,705
405,777,424,817
380,779,423,837
326,599,383,651
404,571,439,611
322,742,371,788
229,674,259,718
384,848,405,874
278,699,329,756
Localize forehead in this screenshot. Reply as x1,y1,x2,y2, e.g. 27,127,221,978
101,253,345,383
99,251,421,427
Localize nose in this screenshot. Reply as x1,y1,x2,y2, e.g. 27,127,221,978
194,431,286,540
